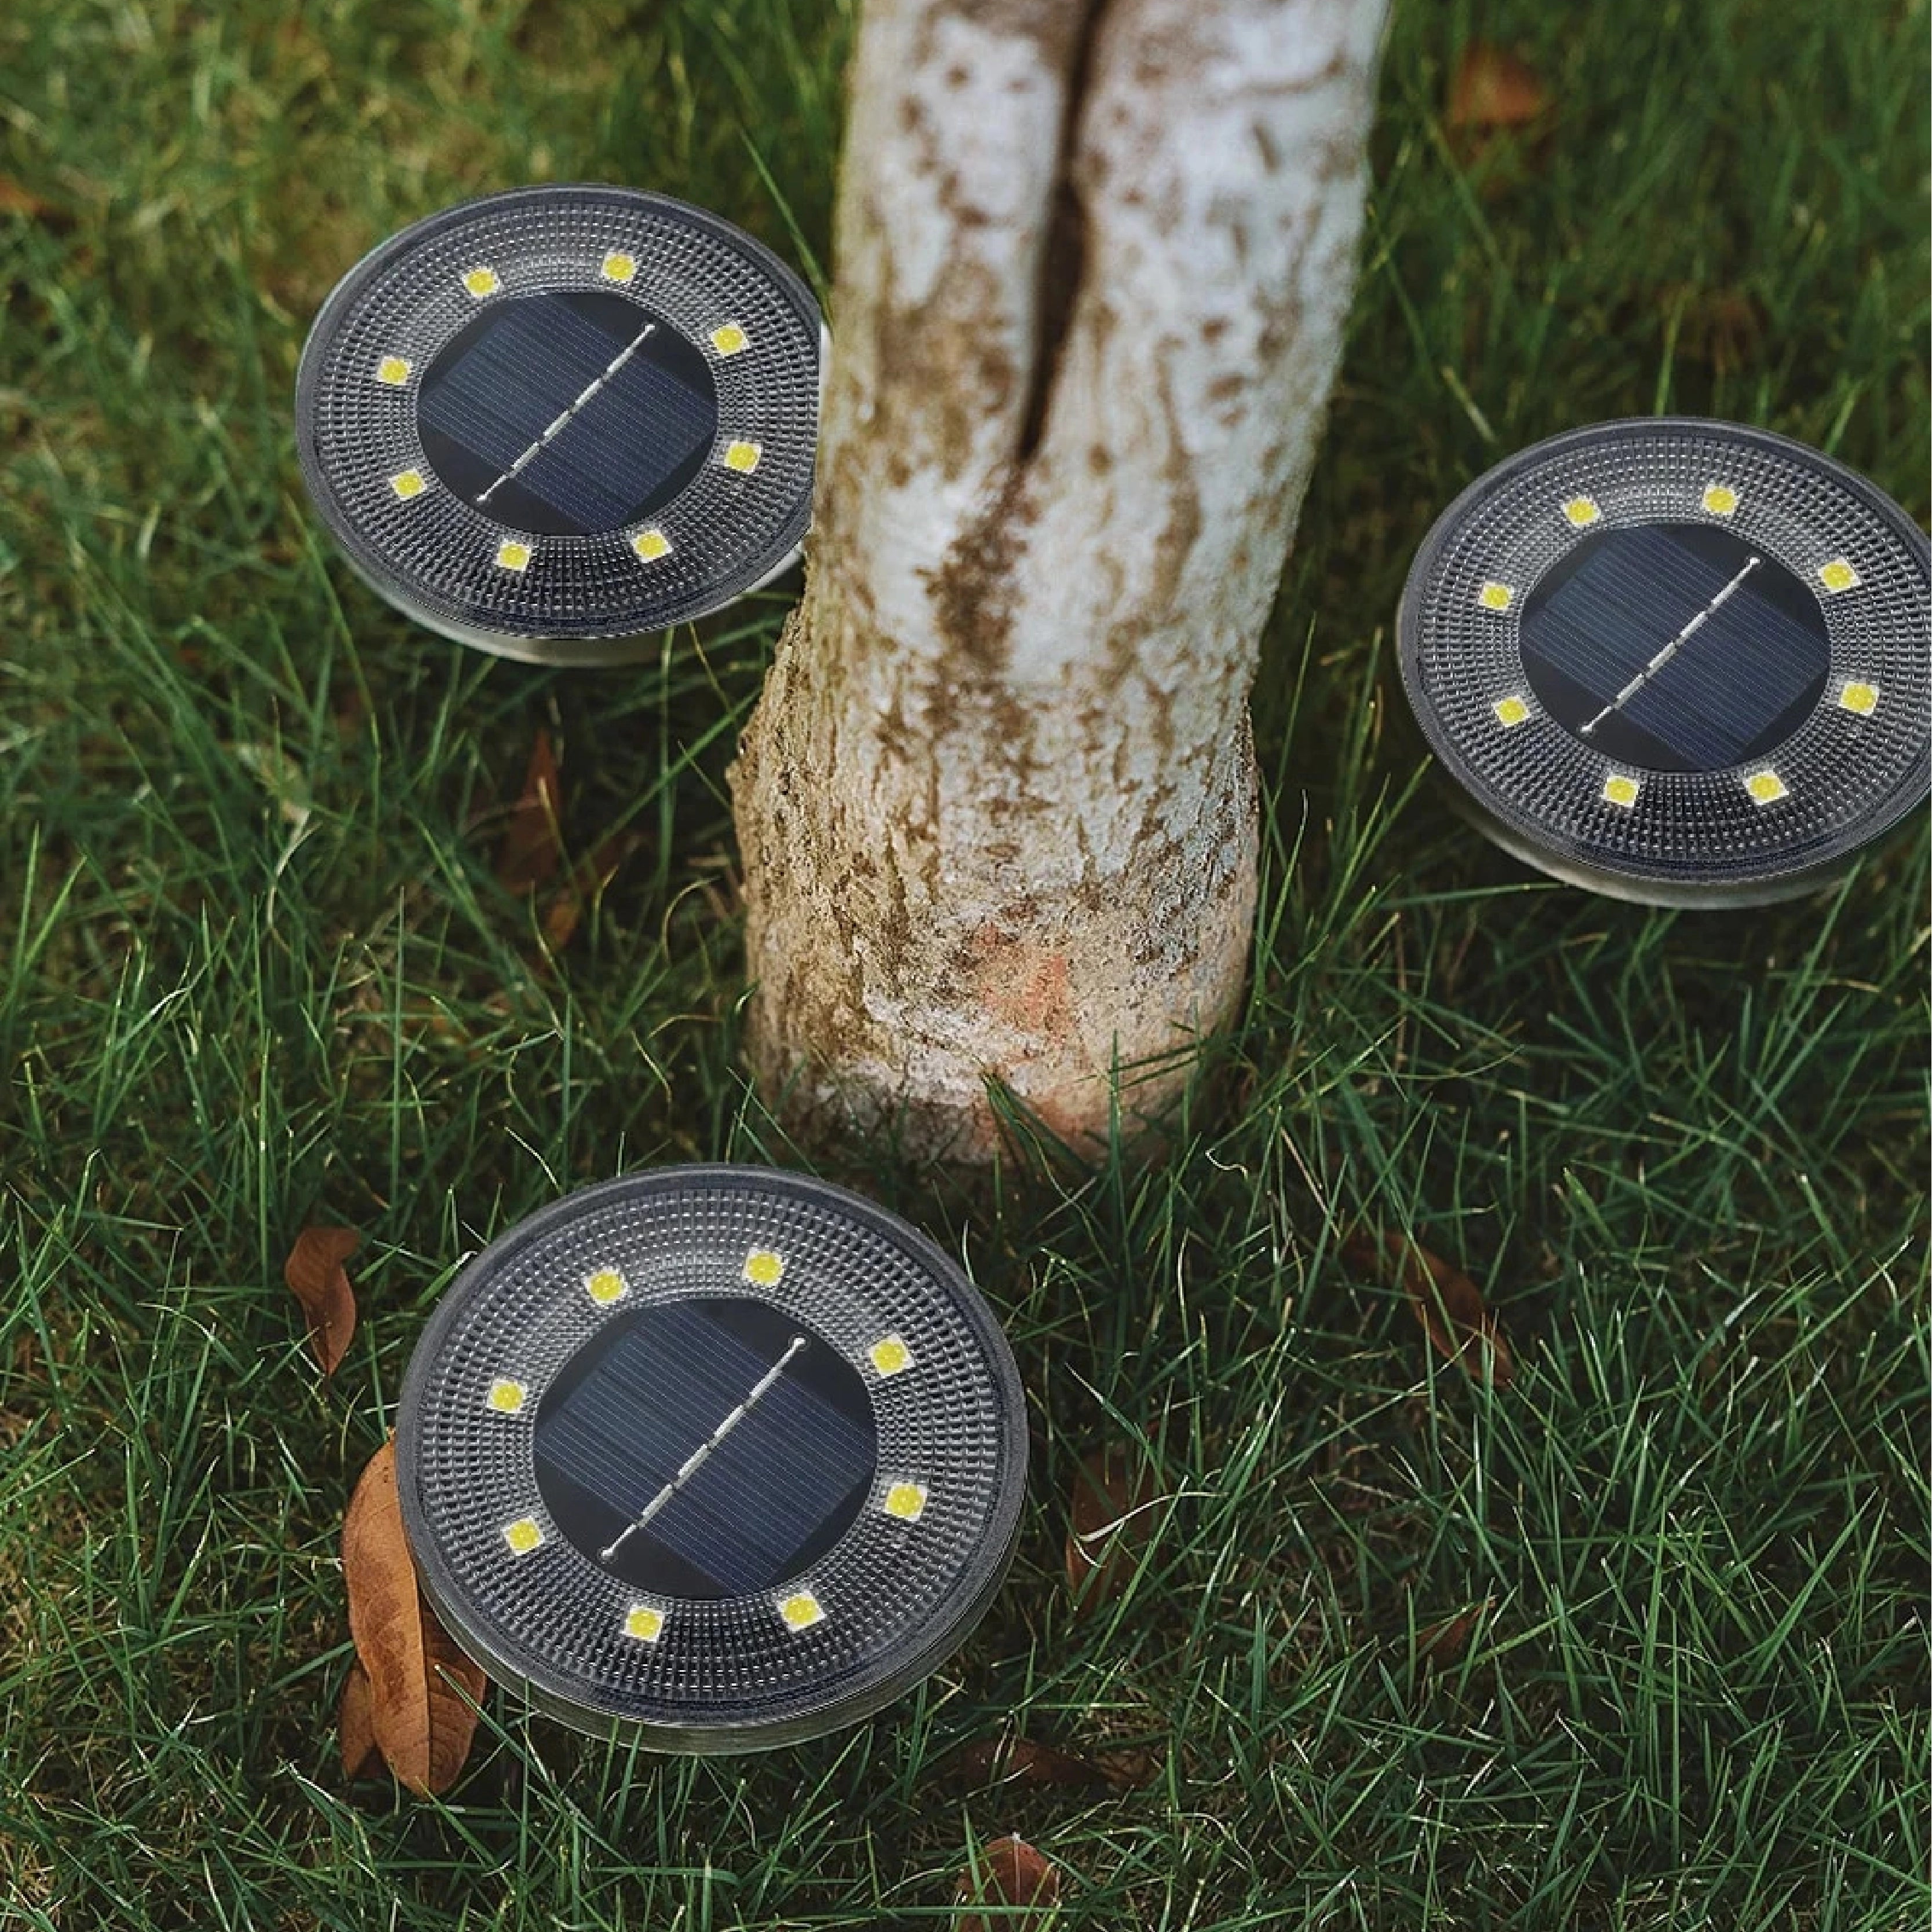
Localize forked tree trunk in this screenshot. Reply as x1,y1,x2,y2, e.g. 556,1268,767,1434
731,0,1387,1160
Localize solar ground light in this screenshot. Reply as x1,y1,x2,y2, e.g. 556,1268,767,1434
295,184,823,665
1397,419,1929,906
394,1166,1028,1752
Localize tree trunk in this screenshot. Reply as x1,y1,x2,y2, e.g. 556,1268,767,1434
730,0,1387,1161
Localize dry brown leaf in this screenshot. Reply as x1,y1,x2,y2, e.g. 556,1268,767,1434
941,1732,1157,1792
0,178,56,220
1343,1229,1515,1388
342,1439,489,1795
338,1660,385,1780
495,729,564,895
539,830,640,953
1658,283,1766,377
954,1835,1060,1931
1446,42,1548,130
1065,1444,1160,1612
1416,1599,1492,1673
283,1226,359,1377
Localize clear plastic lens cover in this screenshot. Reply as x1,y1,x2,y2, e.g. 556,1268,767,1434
1398,419,1929,901
295,185,821,654
395,1167,1028,1752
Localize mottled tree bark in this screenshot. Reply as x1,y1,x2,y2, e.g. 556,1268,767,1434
731,0,1387,1160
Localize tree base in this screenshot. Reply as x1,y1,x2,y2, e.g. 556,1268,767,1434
731,594,1260,1165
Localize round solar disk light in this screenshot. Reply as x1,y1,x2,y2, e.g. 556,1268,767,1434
395,1167,1027,1752
295,185,823,665
1397,419,1929,906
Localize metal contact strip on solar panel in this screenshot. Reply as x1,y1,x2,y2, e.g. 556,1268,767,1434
393,1167,1028,1753
294,185,823,665
1396,418,1930,907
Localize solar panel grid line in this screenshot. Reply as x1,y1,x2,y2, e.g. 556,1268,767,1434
533,1316,771,1518
477,322,656,509
646,1493,778,1592
1616,687,1736,770
664,1374,874,1503
417,298,619,472
1526,600,1658,695
533,1304,874,1593
511,355,717,528
606,355,717,441
508,456,628,532
1624,593,1829,766
1579,555,1759,730
676,1399,869,1531
652,1465,815,1583
596,1318,765,1416
1698,604,1827,720
753,1370,874,1465
1530,530,1741,701
578,1316,858,1579
652,1497,839,1592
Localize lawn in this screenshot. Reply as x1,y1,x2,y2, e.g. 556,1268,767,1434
1,0,1926,1926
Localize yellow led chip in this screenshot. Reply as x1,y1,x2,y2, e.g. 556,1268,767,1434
1817,557,1860,594
486,1378,527,1415
585,1267,629,1306
883,1481,928,1522
375,355,412,387
631,527,671,563
1493,695,1530,729
710,323,749,357
389,468,427,501
462,266,500,298
1561,494,1601,528
743,1248,785,1288
1477,581,1514,613
495,539,533,574
722,439,762,474
502,1516,544,1556
622,1603,665,1643
600,250,638,285
1702,482,1739,516
1602,772,1641,810
868,1335,913,1377
1745,769,1788,805
778,1590,823,1631
1838,680,1880,716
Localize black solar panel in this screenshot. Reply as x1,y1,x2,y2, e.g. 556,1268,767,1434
417,293,719,536
512,352,716,530
418,296,617,477
534,1300,875,1597
1522,525,1829,772
1621,589,1831,768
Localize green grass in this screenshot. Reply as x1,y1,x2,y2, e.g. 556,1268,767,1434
1,0,1926,1925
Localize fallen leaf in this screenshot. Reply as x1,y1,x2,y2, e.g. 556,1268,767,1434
539,830,640,953
342,1439,489,1795
283,1226,359,1377
1446,42,1548,130
941,1733,1157,1792
338,1660,384,1780
954,1835,1059,1931
1416,1599,1492,1673
1342,1229,1515,1388
1658,283,1766,377
1065,1443,1161,1612
495,729,564,895
0,178,55,220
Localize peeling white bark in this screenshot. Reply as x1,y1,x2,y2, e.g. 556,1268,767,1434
731,0,1388,1160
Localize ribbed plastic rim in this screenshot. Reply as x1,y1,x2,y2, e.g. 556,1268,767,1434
1397,418,1929,907
395,1165,1028,1753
